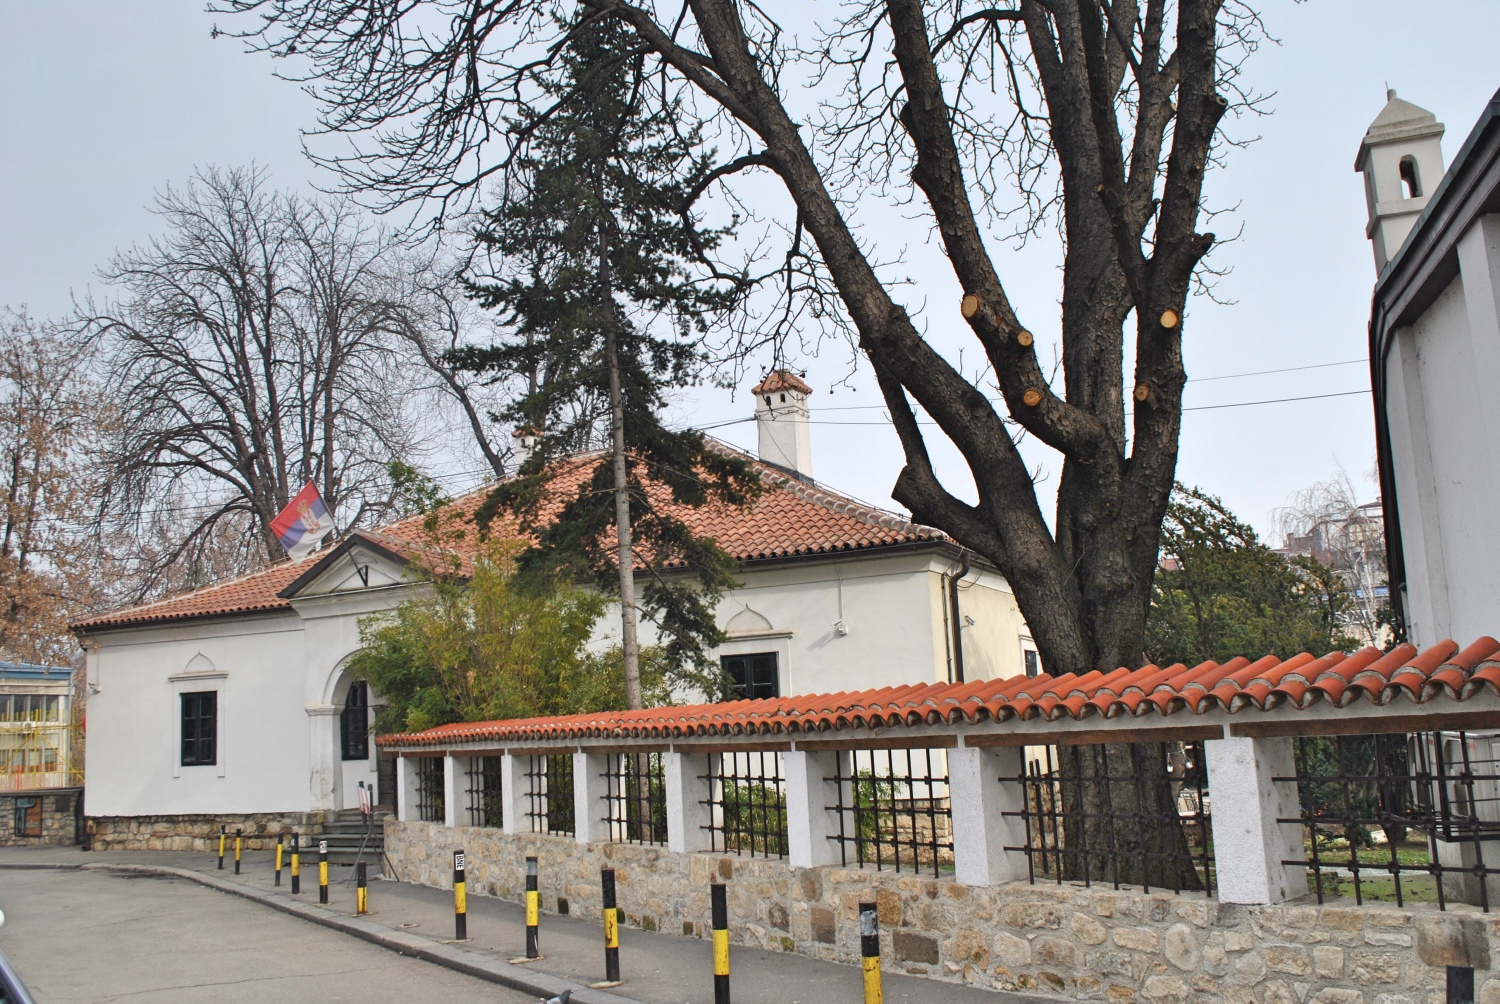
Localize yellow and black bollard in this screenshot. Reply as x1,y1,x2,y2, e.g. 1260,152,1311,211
217,825,226,870
290,833,301,894
356,862,368,915
274,833,284,887
859,901,882,1004
524,856,541,958
600,866,621,985
234,828,242,875
711,881,730,1004
318,840,329,904
453,849,468,940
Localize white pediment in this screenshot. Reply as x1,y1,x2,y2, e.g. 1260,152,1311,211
288,543,412,598
725,605,774,636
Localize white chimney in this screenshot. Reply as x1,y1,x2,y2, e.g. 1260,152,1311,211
511,427,539,471
1356,89,1445,273
752,370,813,479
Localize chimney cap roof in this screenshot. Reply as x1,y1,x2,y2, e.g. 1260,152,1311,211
752,370,813,396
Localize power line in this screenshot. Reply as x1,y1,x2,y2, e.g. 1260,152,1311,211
1189,358,1365,382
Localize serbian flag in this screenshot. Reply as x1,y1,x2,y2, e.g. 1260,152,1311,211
271,482,336,562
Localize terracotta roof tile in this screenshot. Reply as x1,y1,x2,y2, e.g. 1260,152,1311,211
379,637,1500,748
73,445,942,632
751,370,813,396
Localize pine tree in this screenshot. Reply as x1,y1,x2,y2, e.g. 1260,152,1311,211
454,15,759,708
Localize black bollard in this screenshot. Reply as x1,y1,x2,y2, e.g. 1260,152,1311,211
318,839,329,904
217,825,225,870
859,901,882,1004
453,849,467,940
290,833,301,895
356,862,368,915
234,828,242,875
601,866,621,984
711,881,729,1004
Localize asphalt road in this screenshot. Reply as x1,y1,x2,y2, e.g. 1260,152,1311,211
0,867,538,1003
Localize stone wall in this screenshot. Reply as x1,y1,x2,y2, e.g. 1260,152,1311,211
1,791,80,847
386,819,1499,1003
87,811,334,852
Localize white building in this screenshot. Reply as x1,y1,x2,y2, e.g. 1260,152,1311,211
1361,87,1500,647
74,374,1035,838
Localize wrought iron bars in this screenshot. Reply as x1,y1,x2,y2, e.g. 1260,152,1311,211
1276,731,1500,911
525,754,575,836
602,752,667,844
700,751,788,857
415,756,444,823
827,747,953,876
465,755,504,828
1001,740,1214,895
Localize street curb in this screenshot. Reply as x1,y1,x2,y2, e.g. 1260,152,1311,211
78,863,639,1004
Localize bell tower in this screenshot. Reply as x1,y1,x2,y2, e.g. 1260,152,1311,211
1356,89,1445,273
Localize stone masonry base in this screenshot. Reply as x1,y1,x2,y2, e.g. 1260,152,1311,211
386,818,1500,1003
87,812,335,852
0,791,81,847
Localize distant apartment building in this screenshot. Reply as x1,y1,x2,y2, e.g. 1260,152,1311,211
1,661,83,845
1276,500,1390,648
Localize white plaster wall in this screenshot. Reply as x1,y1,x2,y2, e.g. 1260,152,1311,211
1393,233,1500,645
84,613,310,817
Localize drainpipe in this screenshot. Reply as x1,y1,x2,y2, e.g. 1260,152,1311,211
948,555,970,683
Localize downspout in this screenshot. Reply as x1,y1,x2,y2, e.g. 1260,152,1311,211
941,571,953,683
949,555,970,684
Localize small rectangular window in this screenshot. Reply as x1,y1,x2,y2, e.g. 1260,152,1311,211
341,681,369,761
721,652,780,700
1024,649,1040,678
181,691,217,767
0,695,11,722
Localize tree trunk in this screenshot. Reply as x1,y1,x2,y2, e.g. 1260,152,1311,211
604,325,643,711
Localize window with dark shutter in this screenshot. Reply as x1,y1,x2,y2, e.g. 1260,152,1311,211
181,691,217,766
341,681,369,761
720,653,780,700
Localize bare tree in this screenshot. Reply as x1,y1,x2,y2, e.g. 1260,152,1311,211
81,166,431,588
0,309,102,663
219,0,1269,886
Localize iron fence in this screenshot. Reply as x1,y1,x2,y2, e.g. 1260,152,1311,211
827,747,953,876
1002,740,1214,895
700,751,788,857
525,754,575,836
465,755,504,828
602,752,668,844
415,757,444,823
1276,730,1500,911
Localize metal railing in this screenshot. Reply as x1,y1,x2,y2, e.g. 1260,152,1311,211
415,757,444,823
1002,740,1214,895
700,751,787,857
465,755,504,828
0,723,82,793
1277,730,1500,911
602,752,667,845
827,747,953,876
525,754,575,836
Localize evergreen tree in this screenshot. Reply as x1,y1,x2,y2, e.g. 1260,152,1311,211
453,15,759,706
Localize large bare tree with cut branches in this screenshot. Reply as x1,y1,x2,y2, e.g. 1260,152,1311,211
218,0,1266,886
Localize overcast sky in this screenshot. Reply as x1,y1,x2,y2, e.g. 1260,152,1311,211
2,2,1497,540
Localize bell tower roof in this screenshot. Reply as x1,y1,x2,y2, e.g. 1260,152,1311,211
1356,89,1444,168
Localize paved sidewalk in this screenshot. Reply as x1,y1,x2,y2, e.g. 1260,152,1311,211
0,845,1044,1003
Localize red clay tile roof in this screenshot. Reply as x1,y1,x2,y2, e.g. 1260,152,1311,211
73,446,941,632
379,638,1500,747
752,370,813,396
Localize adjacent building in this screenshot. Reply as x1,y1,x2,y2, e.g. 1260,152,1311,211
1361,87,1500,647
73,374,1036,845
0,661,82,846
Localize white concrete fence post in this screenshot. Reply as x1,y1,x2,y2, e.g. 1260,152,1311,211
664,750,712,854
442,755,460,828
785,748,840,869
395,754,420,823
948,744,1031,886
1204,735,1308,905
500,753,527,836
574,750,610,844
